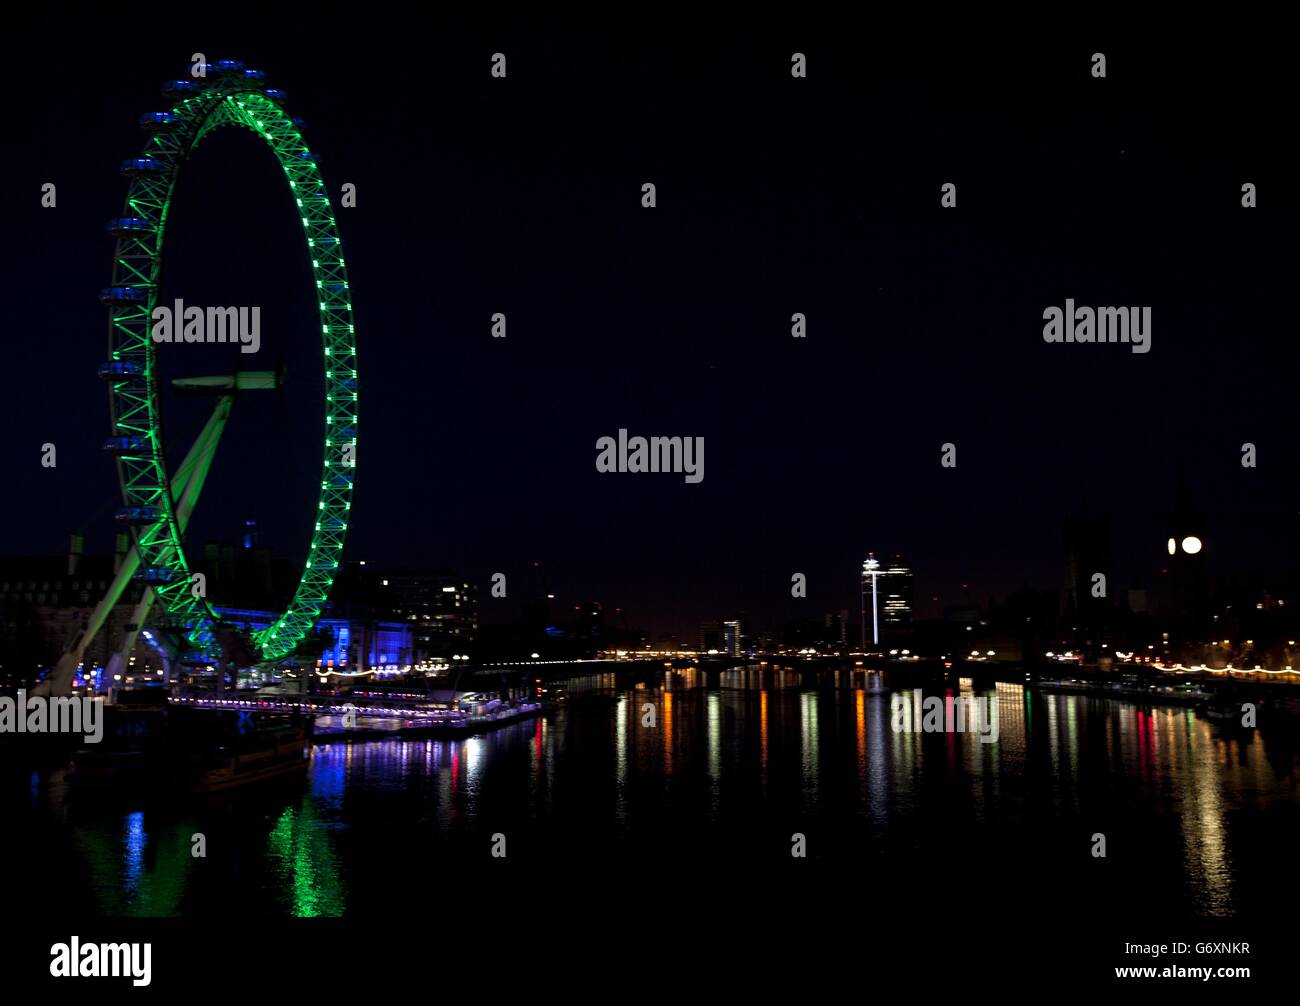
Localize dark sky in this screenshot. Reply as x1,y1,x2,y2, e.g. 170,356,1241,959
5,12,1298,637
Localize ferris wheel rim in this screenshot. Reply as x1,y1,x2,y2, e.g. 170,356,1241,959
103,63,357,664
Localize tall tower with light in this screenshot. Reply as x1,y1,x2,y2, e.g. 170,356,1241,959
861,552,880,648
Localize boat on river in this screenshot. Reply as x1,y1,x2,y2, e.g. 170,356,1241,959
190,722,308,792
67,709,310,795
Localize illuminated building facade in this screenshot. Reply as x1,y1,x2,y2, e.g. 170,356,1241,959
699,619,742,655
862,552,913,647
880,555,914,628
374,572,478,662
723,619,742,656
216,608,413,672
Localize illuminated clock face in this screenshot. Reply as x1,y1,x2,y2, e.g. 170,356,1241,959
1167,538,1176,556
1181,536,1203,555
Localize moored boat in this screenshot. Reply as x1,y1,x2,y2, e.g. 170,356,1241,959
190,722,309,793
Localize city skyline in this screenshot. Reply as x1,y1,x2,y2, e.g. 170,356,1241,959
6,23,1298,649
2,12,1297,984
5,480,1289,639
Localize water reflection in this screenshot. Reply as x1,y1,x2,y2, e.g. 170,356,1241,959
800,690,819,808
266,801,344,917
11,671,1299,918
707,692,721,820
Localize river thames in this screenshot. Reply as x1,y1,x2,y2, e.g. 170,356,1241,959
7,667,1300,920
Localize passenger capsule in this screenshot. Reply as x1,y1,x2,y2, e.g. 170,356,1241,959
134,566,179,584
162,79,201,97
214,59,245,74
103,436,148,455
114,506,162,526
264,88,288,102
138,111,178,130
242,69,266,82
98,360,144,381
107,217,154,237
99,286,146,306
121,158,164,177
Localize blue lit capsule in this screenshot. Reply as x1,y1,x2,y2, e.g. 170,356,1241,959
138,111,178,130
121,158,163,177
107,217,154,236
99,286,146,306
135,566,179,584
98,361,144,381
103,436,148,455
114,506,162,526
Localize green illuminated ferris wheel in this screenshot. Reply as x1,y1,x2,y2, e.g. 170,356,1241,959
99,59,357,665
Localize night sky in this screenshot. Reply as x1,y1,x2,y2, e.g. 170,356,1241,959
6,12,1298,637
